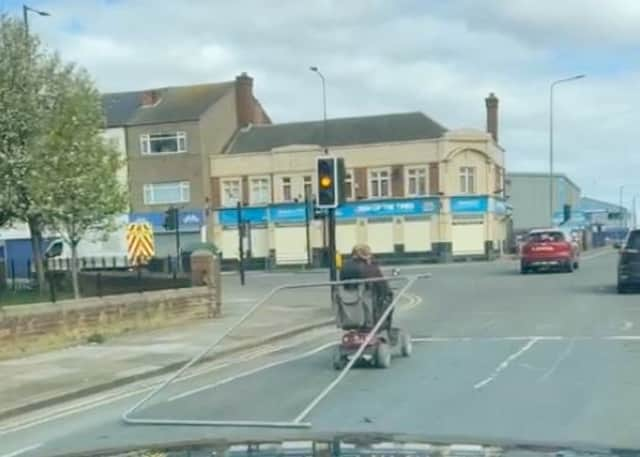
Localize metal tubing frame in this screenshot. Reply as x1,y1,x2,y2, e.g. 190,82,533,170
122,273,430,428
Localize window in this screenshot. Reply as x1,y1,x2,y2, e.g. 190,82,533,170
250,177,270,205
406,167,428,196
281,177,292,202
344,171,353,200
303,176,313,201
459,167,476,194
143,181,190,205
140,132,187,155
369,168,390,198
221,179,242,207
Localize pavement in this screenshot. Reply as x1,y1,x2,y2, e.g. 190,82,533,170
3,248,638,456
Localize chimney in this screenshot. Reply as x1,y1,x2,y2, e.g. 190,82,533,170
485,92,499,143
141,89,160,107
235,72,254,127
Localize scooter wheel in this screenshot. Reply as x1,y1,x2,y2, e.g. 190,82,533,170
376,342,391,368
400,331,412,357
333,348,345,370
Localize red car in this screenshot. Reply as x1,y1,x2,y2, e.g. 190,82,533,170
520,229,580,274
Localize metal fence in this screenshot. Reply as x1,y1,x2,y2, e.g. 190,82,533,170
0,256,192,304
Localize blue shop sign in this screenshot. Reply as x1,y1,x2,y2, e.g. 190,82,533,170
217,197,439,226
451,196,488,214
130,209,204,232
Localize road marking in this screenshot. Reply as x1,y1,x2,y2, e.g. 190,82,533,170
0,332,336,435
168,341,336,401
581,249,615,261
473,338,539,389
412,336,564,342
539,338,576,382
0,443,42,457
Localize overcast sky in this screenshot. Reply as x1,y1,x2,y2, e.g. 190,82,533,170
3,0,639,206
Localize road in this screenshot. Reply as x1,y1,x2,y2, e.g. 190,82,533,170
3,249,640,456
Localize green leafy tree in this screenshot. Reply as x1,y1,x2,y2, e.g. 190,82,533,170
0,16,126,297
33,67,127,298
0,15,56,290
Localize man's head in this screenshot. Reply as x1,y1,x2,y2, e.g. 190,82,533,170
351,243,373,262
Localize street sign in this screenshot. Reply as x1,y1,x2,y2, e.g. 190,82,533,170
126,222,155,266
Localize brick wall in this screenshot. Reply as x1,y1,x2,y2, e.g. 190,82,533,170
0,287,219,359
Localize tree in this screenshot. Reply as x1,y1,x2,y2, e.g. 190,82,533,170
33,67,127,299
0,15,56,291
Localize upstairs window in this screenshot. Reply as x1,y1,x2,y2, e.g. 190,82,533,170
140,132,187,155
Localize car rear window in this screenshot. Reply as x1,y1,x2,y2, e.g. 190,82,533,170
528,231,565,243
625,231,640,250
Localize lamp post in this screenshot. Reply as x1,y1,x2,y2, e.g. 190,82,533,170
309,66,328,154
549,74,585,225
309,66,336,280
23,4,50,36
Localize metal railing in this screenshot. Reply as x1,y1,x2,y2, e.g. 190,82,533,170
121,273,430,428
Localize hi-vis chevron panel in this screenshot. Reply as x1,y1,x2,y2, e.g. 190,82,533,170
126,222,155,265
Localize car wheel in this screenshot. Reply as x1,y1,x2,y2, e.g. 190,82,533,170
573,261,579,270
618,284,627,294
565,261,574,273
520,261,529,274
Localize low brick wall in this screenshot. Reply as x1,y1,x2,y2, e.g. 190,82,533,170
0,287,217,359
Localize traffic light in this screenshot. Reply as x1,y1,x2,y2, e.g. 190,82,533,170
163,208,178,231
316,156,345,208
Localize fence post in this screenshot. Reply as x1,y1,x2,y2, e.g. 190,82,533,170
91,257,96,269
102,257,106,269
136,266,142,293
10,259,15,291
96,272,103,297
112,256,117,269
47,271,56,303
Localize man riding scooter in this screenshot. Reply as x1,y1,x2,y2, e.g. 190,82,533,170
340,244,395,333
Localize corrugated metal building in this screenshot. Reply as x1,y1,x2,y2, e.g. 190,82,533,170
507,172,581,231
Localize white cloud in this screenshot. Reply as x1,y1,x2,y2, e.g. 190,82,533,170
11,0,640,204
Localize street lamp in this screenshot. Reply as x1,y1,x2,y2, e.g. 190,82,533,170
23,4,50,36
309,66,328,154
619,184,625,228
549,74,585,225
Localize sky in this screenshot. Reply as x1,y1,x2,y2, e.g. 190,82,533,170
2,0,640,207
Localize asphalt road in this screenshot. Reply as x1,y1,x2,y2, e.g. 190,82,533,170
4,249,640,457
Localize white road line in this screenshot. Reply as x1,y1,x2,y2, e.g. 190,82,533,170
168,341,336,402
539,338,576,382
412,336,564,342
606,335,640,340
0,443,42,457
473,338,539,390
582,249,615,261
0,332,336,435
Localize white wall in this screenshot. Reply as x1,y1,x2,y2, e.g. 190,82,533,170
101,127,128,189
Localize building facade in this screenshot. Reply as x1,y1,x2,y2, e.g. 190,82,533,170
209,94,507,266
507,172,581,231
101,73,270,255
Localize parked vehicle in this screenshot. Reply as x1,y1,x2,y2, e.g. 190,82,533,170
43,215,130,270
616,229,640,293
520,228,580,274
